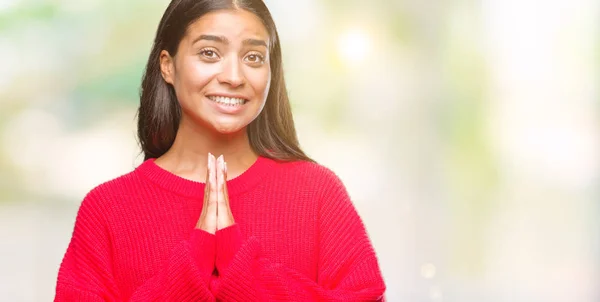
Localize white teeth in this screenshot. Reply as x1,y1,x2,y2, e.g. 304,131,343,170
209,96,246,106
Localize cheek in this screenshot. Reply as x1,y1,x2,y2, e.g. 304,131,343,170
248,68,271,98
176,58,219,93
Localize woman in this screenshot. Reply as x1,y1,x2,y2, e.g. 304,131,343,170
55,0,386,301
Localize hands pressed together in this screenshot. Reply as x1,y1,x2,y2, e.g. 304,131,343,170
196,153,235,234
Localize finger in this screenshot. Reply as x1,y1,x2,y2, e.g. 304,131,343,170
217,156,235,229
201,153,210,218
197,153,214,231
217,155,226,205
223,161,233,217
223,161,230,205
209,153,218,207
204,155,210,196
204,153,219,232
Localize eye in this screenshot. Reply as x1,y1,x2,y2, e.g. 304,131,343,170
244,52,265,65
199,48,220,61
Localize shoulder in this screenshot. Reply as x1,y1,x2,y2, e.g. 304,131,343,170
272,159,340,180
272,160,362,223
271,159,348,196
77,167,141,214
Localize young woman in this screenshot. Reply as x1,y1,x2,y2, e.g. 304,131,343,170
54,0,386,301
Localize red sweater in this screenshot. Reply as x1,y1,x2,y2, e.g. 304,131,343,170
55,156,386,301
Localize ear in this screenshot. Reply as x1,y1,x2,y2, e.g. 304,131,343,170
159,50,175,85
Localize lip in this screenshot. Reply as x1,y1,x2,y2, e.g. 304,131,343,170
206,95,248,114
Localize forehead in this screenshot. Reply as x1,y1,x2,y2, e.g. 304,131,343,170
185,9,270,44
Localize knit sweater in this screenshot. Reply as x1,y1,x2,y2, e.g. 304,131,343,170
54,156,386,301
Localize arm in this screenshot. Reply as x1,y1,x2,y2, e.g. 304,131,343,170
211,171,386,302
54,190,216,301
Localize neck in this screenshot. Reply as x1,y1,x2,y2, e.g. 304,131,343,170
154,115,258,182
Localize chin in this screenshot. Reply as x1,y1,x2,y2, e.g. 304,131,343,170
214,126,243,135
211,121,248,135
185,109,256,136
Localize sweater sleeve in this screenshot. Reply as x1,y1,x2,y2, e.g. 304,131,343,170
211,172,386,301
54,190,216,301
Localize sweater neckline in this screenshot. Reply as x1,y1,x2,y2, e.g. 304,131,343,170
136,156,275,198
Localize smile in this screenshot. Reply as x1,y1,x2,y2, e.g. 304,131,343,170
207,95,248,106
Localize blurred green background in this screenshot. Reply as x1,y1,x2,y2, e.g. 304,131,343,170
1,0,598,301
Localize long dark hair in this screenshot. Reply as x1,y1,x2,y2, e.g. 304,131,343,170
137,0,312,162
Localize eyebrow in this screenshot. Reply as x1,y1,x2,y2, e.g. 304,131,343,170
193,34,268,48
243,38,268,48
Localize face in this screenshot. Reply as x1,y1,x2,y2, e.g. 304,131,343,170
160,9,271,134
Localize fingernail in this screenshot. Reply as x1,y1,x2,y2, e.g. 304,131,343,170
224,162,227,174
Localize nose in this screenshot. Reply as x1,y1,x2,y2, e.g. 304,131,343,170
217,56,246,88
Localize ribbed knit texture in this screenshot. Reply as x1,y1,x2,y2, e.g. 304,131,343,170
54,156,386,301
